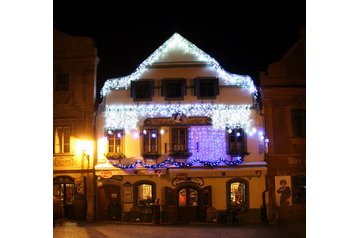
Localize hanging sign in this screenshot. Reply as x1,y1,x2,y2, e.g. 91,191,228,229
100,170,113,179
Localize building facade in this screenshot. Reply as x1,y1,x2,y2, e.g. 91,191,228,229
260,30,306,222
53,29,99,221
95,33,268,224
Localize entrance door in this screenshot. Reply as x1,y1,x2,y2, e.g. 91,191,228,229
98,185,121,220
177,187,199,221
53,177,75,219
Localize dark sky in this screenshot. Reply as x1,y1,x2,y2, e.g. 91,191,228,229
53,0,305,99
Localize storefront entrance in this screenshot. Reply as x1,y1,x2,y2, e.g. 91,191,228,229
165,183,212,222
97,185,121,220
53,176,75,219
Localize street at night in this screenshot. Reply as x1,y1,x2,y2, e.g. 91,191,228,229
54,221,306,238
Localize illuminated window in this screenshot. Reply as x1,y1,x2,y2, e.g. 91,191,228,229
171,127,188,153
162,78,186,100
54,126,71,154
227,179,248,209
130,80,154,101
107,129,124,153
178,188,198,207
55,72,69,92
227,128,246,156
142,128,160,155
194,77,219,99
291,109,306,137
137,184,153,207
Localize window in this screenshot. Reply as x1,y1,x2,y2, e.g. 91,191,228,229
171,127,188,153
54,126,71,153
292,175,306,203
291,109,306,137
178,188,198,207
162,78,186,100
55,72,69,92
130,80,154,101
227,179,248,209
227,128,246,156
194,77,219,99
142,128,160,155
137,184,153,207
107,129,124,153
133,181,156,208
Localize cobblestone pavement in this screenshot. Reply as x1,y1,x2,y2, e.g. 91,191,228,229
53,221,306,238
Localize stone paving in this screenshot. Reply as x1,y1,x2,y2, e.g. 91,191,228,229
53,221,306,238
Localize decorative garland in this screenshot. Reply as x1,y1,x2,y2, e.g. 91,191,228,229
109,157,243,169
100,33,257,97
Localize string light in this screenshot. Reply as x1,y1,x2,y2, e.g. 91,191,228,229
105,103,252,132
100,33,257,97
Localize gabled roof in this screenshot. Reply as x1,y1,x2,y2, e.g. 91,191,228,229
101,33,256,96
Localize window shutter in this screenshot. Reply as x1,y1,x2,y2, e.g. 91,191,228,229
130,81,136,98
194,78,199,96
214,78,219,96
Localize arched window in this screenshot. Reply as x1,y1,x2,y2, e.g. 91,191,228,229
226,178,249,209
133,181,156,207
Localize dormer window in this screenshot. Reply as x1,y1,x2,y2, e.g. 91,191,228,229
130,80,154,101
162,78,186,100
194,77,219,99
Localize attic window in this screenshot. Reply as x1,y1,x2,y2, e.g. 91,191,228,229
194,77,219,99
162,78,186,101
130,80,154,101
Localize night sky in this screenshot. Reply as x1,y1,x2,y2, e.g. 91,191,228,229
53,0,306,99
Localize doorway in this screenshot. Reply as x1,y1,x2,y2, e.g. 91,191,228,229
97,185,121,220
53,176,75,219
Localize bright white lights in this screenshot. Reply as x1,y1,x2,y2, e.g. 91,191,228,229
105,103,252,132
236,132,241,137
160,129,165,135
151,132,157,138
100,33,257,96
264,138,270,143
132,131,139,139
143,129,147,135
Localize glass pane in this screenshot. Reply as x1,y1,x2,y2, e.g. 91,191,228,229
178,189,186,206
230,182,245,207
138,184,152,206
189,188,198,206
65,184,74,204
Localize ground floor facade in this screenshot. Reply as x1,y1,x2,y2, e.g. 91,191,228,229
93,163,267,224
53,170,95,221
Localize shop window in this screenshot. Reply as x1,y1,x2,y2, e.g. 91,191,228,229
130,80,154,101
227,178,249,209
170,127,190,156
55,72,70,92
291,109,306,137
107,129,124,154
194,77,219,99
142,128,160,155
54,126,71,154
162,78,186,100
133,181,156,208
227,128,247,156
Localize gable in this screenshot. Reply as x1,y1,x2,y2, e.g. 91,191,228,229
101,33,256,96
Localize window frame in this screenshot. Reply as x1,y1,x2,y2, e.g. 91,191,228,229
55,72,70,92
226,178,249,210
130,80,154,101
291,109,306,138
170,127,190,155
133,180,156,208
107,129,124,154
141,128,160,156
227,128,247,156
161,78,186,101
194,77,219,99
54,126,71,154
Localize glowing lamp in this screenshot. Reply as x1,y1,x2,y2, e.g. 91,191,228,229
236,132,241,137
264,138,270,143
151,132,157,138
160,129,165,135
143,129,147,135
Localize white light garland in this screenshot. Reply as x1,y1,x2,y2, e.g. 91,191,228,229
100,33,257,96
105,103,252,132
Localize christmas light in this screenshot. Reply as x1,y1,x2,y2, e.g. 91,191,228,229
105,103,252,132
100,33,257,97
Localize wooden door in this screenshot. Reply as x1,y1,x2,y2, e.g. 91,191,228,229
98,185,121,220
199,186,212,221
177,187,199,221
164,187,177,223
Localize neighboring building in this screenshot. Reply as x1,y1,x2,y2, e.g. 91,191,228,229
95,33,268,224
53,29,99,220
260,30,306,222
